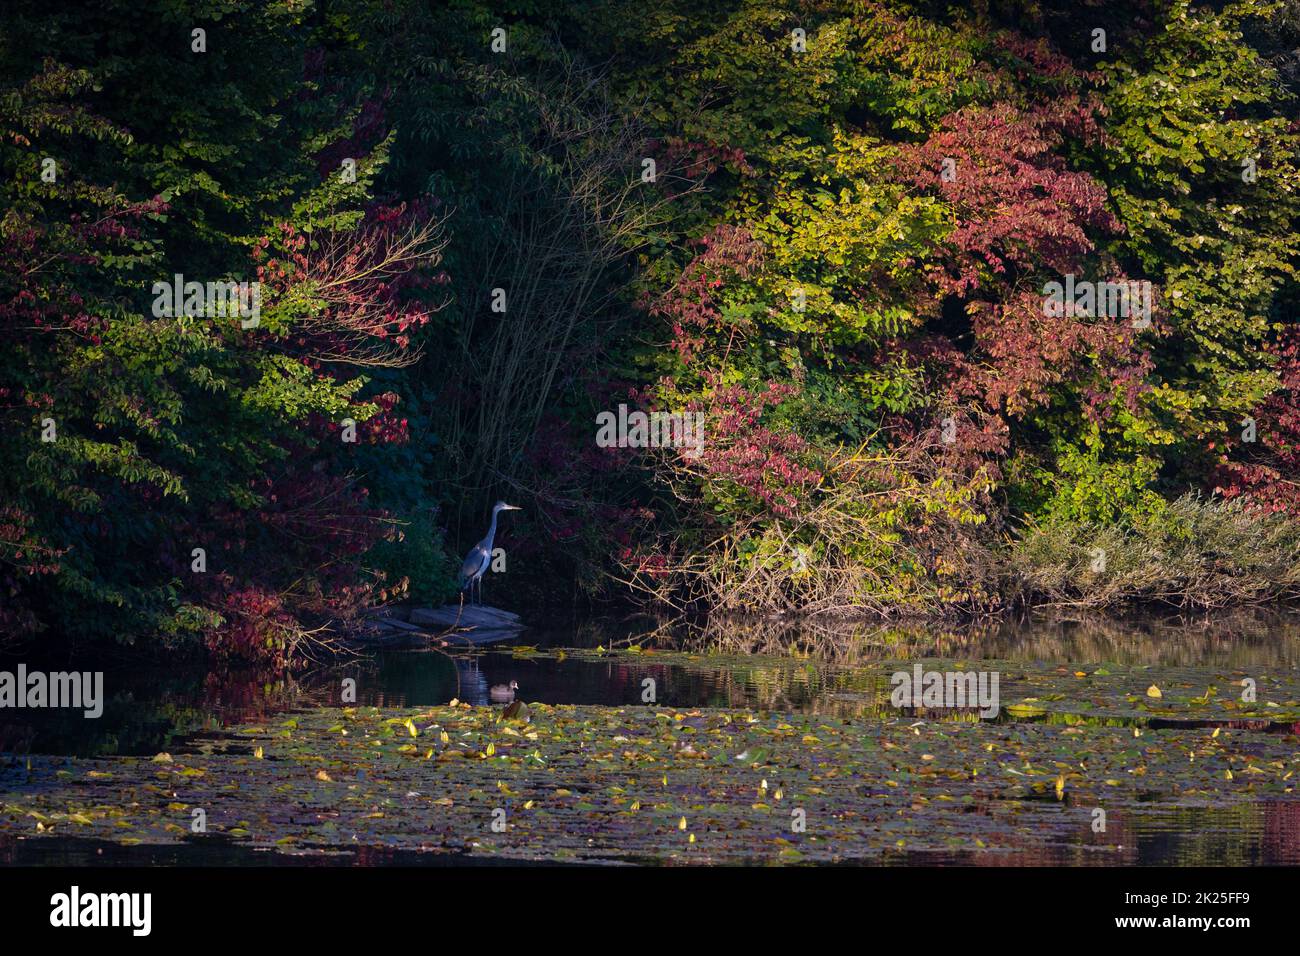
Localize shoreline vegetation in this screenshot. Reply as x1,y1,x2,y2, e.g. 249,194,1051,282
621,494,1300,622
3,1,1299,670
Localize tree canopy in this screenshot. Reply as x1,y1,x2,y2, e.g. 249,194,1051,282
3,0,1298,662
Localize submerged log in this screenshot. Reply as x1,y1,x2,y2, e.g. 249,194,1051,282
361,605,412,623
409,605,521,630
374,617,424,632
351,604,524,648
354,624,428,649
408,604,525,646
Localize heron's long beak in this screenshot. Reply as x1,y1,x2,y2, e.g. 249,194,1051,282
503,504,523,511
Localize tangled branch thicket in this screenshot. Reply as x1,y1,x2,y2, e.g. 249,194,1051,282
266,210,452,369
620,436,1003,617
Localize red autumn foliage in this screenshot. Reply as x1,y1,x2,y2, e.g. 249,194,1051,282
1216,327,1300,516
647,224,764,362
253,202,448,368
893,102,1116,297
892,101,1152,449
649,137,755,183
684,377,823,519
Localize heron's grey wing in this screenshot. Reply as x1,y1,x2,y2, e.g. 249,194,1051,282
459,545,490,586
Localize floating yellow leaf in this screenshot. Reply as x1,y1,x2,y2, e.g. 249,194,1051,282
1006,703,1046,718
1146,684,1162,698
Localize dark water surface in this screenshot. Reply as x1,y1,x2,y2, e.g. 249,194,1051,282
3,610,1300,865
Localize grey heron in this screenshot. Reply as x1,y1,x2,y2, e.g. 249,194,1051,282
458,501,521,605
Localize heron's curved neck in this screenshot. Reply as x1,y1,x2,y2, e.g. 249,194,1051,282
483,509,500,549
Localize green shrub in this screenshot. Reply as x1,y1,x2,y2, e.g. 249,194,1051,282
365,511,461,607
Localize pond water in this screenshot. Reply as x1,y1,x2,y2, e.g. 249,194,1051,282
3,611,1300,866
